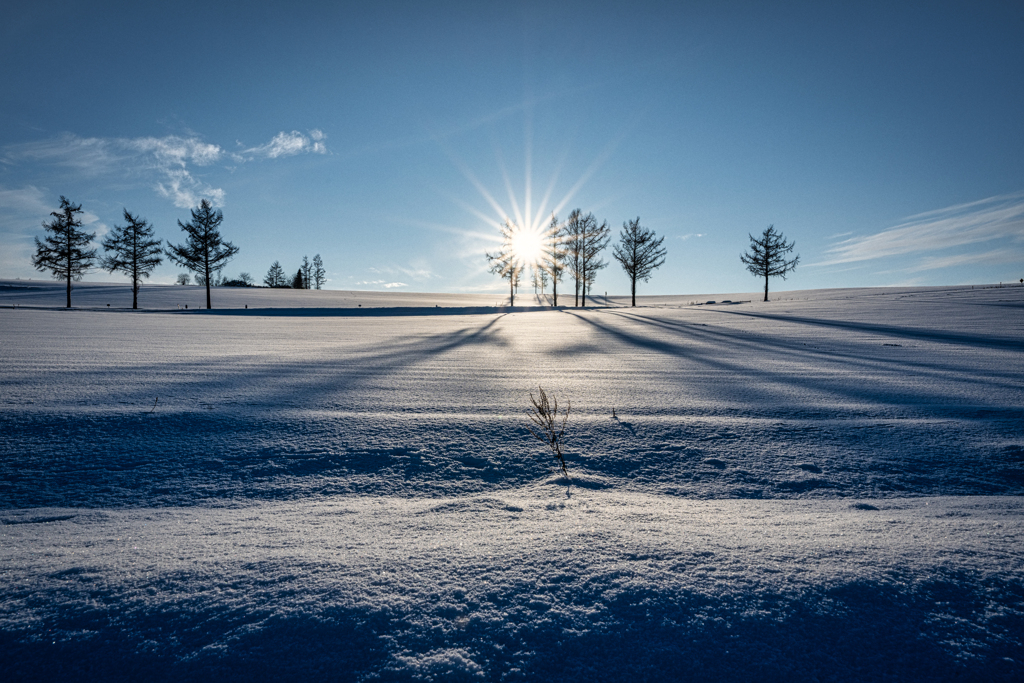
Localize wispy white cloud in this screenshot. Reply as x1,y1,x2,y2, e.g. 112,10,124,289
678,233,705,240
353,279,409,289
817,192,1024,266
0,185,51,217
908,248,1021,272
241,130,327,159
368,263,435,280
3,129,327,209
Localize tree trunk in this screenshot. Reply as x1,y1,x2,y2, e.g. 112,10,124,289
764,274,769,302
631,276,636,307
552,277,558,307
509,277,514,307
66,249,71,308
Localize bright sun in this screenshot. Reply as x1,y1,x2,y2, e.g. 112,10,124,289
510,227,544,265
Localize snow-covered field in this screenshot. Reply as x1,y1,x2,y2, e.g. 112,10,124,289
2,281,1023,681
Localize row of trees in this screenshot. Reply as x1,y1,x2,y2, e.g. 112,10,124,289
487,210,668,307
34,195,799,311
32,196,331,309
175,271,255,287
32,197,238,309
486,213,800,306
264,255,325,289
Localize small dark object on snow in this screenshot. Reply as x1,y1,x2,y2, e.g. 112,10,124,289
526,386,571,479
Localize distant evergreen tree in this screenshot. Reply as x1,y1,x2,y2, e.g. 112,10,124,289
32,196,97,308
740,225,799,302
101,209,163,309
166,199,239,309
264,261,285,287
312,254,326,289
613,217,667,307
301,255,312,290
291,268,304,289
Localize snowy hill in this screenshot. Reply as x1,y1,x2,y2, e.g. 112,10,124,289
1,283,1022,681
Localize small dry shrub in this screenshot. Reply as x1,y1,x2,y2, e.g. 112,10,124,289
526,386,570,479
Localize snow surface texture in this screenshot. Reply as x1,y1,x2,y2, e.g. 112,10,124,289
1,282,1023,681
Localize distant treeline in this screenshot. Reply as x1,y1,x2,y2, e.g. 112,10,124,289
32,195,328,309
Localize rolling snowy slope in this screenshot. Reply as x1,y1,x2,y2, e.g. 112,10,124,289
1,284,1022,681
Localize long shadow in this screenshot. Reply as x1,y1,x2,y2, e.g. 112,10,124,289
560,310,1023,419
192,306,554,317
603,309,1024,392
4,313,515,413
702,308,1021,351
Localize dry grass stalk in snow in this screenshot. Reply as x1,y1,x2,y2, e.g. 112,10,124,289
526,386,570,479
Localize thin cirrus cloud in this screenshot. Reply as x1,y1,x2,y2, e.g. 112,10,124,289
354,280,408,288
817,192,1024,268
2,130,327,209
241,130,327,159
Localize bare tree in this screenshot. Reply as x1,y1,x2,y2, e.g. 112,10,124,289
238,272,254,286
563,209,586,307
32,196,97,308
540,214,565,307
581,218,610,307
312,254,326,289
166,200,239,309
176,273,191,286
486,219,524,306
101,209,163,309
301,255,312,290
740,224,799,302
613,217,667,307
264,261,285,287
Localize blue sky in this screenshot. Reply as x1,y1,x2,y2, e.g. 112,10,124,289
2,0,1022,295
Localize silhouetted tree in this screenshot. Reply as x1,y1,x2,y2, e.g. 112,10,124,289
613,217,667,307
264,261,285,287
176,273,191,285
540,214,565,307
32,196,97,308
238,272,253,286
741,224,799,302
101,209,163,309
563,209,586,307
486,219,524,306
291,268,304,289
581,217,610,307
312,254,326,289
301,255,312,290
166,200,238,309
